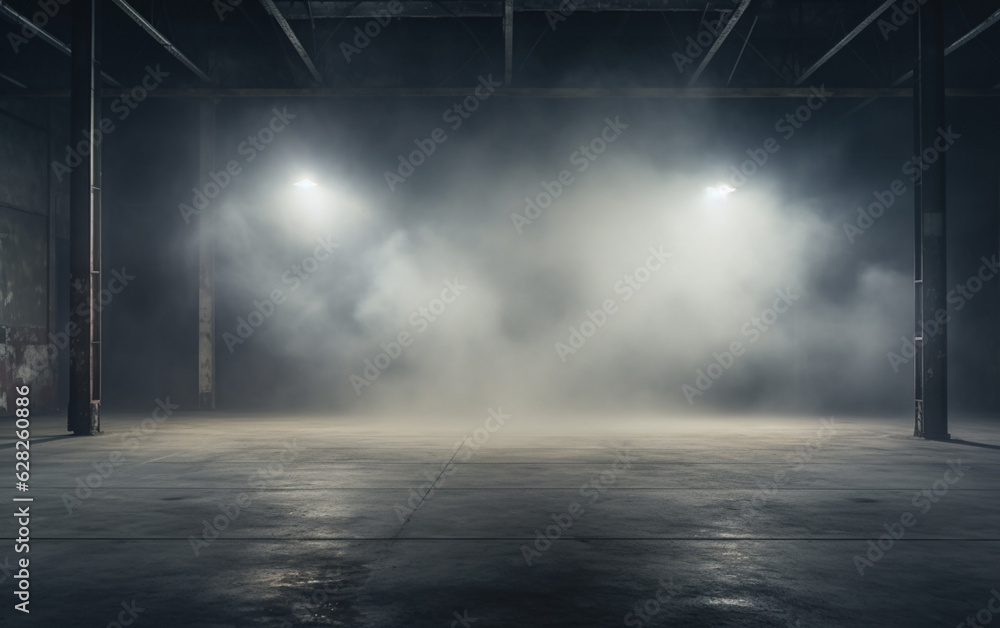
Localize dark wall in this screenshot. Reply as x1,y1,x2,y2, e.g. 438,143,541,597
0,98,66,415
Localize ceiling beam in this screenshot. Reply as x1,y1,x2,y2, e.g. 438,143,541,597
0,72,25,88
5,86,997,99
273,0,736,19
0,0,121,86
945,5,1000,55
688,0,752,86
893,6,1000,86
111,0,211,82
260,0,324,84
795,0,895,86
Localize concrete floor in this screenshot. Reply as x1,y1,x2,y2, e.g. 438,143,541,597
2,411,999,627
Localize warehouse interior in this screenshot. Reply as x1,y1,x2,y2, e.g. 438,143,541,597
1,0,1000,625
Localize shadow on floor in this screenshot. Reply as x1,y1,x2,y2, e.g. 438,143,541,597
942,438,1000,451
0,434,77,449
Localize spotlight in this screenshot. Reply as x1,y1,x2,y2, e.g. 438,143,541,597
294,178,318,189
706,183,735,201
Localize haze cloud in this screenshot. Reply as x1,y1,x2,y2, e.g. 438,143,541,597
201,97,920,417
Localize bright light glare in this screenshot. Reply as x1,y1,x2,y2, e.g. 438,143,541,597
281,173,367,236
705,183,736,201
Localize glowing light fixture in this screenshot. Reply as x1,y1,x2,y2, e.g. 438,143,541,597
294,178,318,189
706,183,736,201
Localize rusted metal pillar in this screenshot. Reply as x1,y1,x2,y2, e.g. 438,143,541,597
68,0,101,435
198,100,216,410
913,0,948,439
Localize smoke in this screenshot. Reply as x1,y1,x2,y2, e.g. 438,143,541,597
200,96,925,418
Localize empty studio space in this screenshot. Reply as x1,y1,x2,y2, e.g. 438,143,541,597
2,0,1000,626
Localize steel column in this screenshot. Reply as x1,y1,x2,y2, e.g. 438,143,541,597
913,0,948,439
198,101,216,410
68,0,101,435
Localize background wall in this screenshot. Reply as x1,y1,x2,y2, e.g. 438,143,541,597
1,94,996,419
0,98,68,415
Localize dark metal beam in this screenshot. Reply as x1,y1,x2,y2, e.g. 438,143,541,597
68,0,101,436
725,13,756,86
0,0,71,53
795,0,895,86
5,86,998,99
894,6,1000,86
688,0,751,86
260,0,324,84
0,0,121,87
274,0,735,18
110,0,211,82
198,101,216,411
845,7,1000,117
0,72,25,88
945,5,1000,55
913,0,948,440
504,0,513,85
